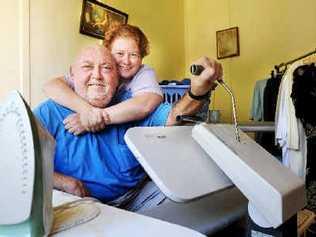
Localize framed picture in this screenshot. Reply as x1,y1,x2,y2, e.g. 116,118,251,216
216,27,240,59
79,0,128,40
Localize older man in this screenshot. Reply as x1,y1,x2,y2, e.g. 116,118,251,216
34,45,222,210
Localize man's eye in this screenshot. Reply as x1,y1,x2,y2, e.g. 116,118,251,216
115,52,124,57
82,65,93,69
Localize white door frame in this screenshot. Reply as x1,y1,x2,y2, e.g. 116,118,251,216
19,0,30,103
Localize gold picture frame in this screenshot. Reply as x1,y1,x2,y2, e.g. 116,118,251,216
79,0,128,40
216,27,240,59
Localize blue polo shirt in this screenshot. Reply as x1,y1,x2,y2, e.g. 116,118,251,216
33,100,171,202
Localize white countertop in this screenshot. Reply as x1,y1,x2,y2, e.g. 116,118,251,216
52,190,206,237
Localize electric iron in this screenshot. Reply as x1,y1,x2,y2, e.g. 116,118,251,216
0,91,101,236
0,91,55,237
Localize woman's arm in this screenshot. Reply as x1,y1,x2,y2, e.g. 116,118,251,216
43,77,163,133
43,77,105,133
104,92,163,124
43,77,92,114
62,92,162,133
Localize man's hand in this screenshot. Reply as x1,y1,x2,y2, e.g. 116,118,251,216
166,56,222,126
54,172,89,197
190,56,223,96
63,107,111,135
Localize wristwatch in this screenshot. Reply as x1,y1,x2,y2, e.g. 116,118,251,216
188,89,210,101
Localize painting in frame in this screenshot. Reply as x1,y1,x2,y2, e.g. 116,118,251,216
80,0,128,40
216,27,240,59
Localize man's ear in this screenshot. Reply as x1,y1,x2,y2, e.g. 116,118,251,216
69,66,74,81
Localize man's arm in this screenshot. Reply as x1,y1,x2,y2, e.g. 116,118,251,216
53,172,89,197
166,93,207,126
166,56,222,126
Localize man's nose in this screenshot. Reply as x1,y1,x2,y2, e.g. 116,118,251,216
92,66,101,79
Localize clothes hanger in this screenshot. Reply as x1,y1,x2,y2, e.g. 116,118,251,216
270,70,275,79
302,49,316,64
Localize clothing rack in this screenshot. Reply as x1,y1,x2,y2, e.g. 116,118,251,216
275,48,316,71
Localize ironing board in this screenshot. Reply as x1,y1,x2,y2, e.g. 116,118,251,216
124,126,247,235
52,190,206,237
124,126,232,202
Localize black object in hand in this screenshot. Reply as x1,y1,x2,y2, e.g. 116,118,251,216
176,115,204,123
190,65,205,75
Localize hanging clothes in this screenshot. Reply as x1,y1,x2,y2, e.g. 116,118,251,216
275,60,307,178
250,79,268,121
291,63,316,183
258,74,282,158
307,137,316,183
263,74,282,121
250,78,282,157
291,64,316,131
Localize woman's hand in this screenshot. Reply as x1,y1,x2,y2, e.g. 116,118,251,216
80,107,105,132
63,107,111,135
63,113,87,135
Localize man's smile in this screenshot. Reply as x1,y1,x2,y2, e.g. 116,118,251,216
88,83,106,87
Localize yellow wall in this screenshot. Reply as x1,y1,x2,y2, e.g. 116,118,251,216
184,0,316,122
102,1,185,81
0,1,26,102
1,0,315,118
29,0,184,106
30,0,92,106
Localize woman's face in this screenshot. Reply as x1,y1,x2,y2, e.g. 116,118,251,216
110,37,142,80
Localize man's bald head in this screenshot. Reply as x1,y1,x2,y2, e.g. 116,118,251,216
70,45,118,108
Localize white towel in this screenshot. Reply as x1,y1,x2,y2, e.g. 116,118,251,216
275,61,307,178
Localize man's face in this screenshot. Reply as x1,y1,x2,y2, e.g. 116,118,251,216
71,46,118,108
